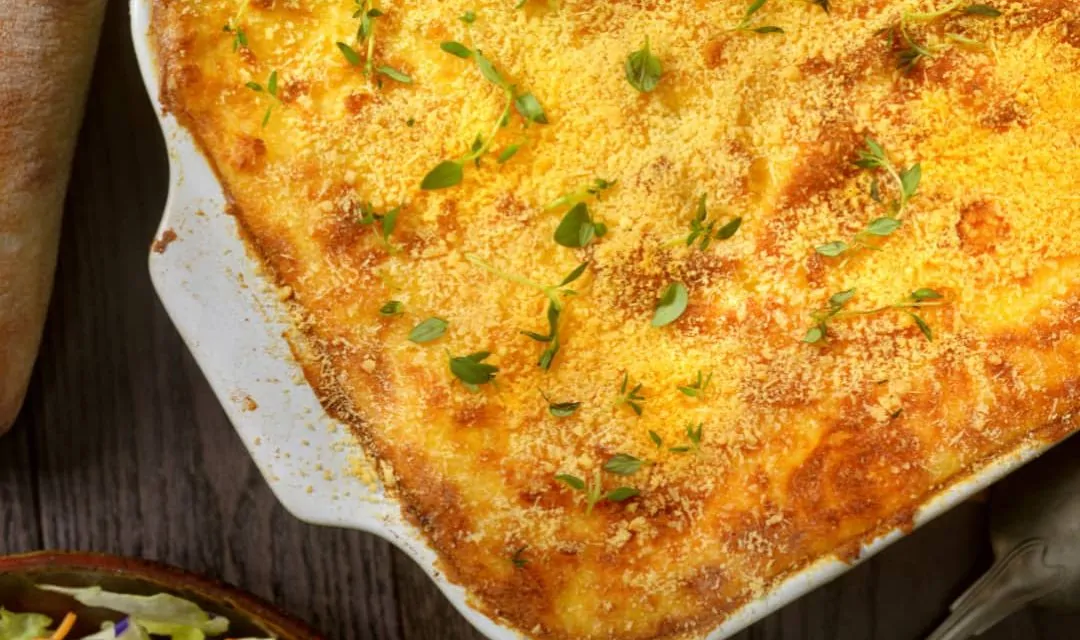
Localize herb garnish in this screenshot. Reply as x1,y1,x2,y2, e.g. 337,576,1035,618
421,44,546,189
467,256,587,369
685,194,742,250
678,370,712,398
815,138,920,259
810,0,830,13
541,391,581,417
460,10,477,24
603,453,650,476
889,2,1001,73
625,38,662,93
802,288,946,343
356,202,399,251
545,179,616,211
510,546,528,568
449,351,499,389
733,0,784,34
408,317,448,343
652,282,689,327
555,470,639,514
649,430,663,448
554,203,608,248
337,1,411,84
615,373,646,416
222,1,250,51
668,423,704,454
379,300,404,316
245,70,281,127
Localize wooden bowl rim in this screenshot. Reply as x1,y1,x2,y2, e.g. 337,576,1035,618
0,551,324,639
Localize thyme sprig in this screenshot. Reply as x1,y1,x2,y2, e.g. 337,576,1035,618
678,370,713,398
889,2,1002,73
245,70,281,127
684,194,742,250
615,373,646,416
544,179,616,211
668,423,704,454
541,391,580,417
335,1,411,85
421,44,547,190
222,0,251,51
555,469,639,514
466,255,586,369
733,0,784,34
815,138,920,258
802,287,946,343
355,202,399,252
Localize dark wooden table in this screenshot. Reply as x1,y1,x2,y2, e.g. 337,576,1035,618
0,2,1076,639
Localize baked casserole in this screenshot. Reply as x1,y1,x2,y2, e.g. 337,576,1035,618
150,0,1080,637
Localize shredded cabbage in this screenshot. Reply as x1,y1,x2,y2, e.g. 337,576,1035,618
37,586,232,639
0,609,52,640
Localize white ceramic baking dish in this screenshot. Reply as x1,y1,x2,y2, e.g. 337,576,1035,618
131,3,1062,637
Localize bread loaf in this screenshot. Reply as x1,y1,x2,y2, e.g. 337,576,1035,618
0,0,107,433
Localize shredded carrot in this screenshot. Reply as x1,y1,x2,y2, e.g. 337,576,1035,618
50,612,76,640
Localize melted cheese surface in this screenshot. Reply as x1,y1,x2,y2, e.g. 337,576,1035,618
153,1,1080,637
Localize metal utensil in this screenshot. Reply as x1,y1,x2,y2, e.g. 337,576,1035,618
927,433,1080,640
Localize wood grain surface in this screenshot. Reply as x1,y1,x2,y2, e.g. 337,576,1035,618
0,2,1078,638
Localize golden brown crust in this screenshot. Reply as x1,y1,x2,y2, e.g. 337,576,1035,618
151,1,1080,637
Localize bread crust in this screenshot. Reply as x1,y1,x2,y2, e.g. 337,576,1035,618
0,0,107,432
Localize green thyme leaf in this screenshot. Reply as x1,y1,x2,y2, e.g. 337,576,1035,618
421,161,464,190
652,282,689,327
548,400,580,417
803,325,826,344
440,41,474,58
555,474,585,491
514,93,548,124
865,217,902,236
337,42,362,66
911,288,944,301
649,430,663,447
450,351,499,385
910,312,933,341
616,373,646,416
460,10,477,23
376,66,413,83
474,51,507,88
964,4,1001,17
497,144,521,164
379,300,404,316
560,262,589,286
829,288,857,308
678,370,712,398
408,317,448,343
625,38,662,93
735,0,782,33
900,164,922,199
815,241,849,257
716,217,743,240
603,454,646,476
605,487,640,502
554,202,602,248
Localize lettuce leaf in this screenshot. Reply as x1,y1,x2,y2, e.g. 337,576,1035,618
0,609,52,640
37,586,228,638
